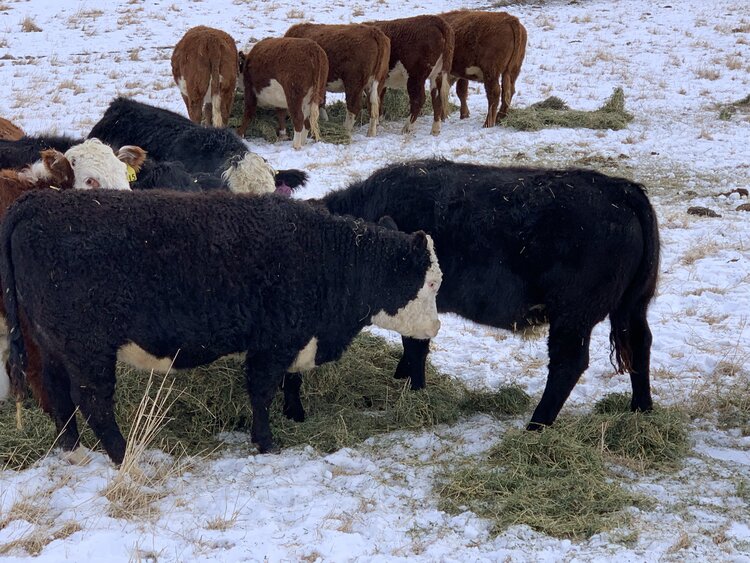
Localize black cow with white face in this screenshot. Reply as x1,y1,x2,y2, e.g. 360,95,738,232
88,97,308,195
1,189,441,464
286,159,660,430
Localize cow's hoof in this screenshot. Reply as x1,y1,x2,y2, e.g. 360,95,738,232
255,441,279,454
283,404,306,423
409,378,426,391
526,421,547,432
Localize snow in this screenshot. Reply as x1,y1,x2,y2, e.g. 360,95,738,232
1,0,750,560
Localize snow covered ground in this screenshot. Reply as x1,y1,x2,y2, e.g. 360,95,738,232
1,0,749,560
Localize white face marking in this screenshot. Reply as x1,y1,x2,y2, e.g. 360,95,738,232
117,343,175,373
327,78,345,93
385,61,409,90
177,76,188,97
222,152,276,194
288,337,318,372
256,79,288,109
371,235,442,339
64,139,132,191
465,66,484,80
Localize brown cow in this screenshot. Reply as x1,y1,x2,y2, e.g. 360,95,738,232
441,11,527,127
171,26,239,127
0,118,24,141
237,38,328,150
285,23,390,138
368,15,455,136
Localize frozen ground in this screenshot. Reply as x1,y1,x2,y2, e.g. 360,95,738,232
1,0,749,560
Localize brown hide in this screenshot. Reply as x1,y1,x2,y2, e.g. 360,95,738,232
0,150,74,412
441,10,527,127
171,26,239,127
369,15,455,133
0,118,24,141
237,37,328,150
285,23,390,137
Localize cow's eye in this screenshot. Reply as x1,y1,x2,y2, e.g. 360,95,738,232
86,177,100,188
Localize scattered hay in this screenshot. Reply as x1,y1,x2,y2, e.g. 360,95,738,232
438,424,651,539
439,393,690,538
501,87,634,131
460,385,532,417
718,93,750,120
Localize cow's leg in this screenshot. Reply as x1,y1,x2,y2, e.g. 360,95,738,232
288,99,306,150
483,75,501,128
202,102,212,127
456,78,470,119
187,96,203,125
497,71,514,121
236,91,257,137
275,109,289,140
281,372,305,422
627,304,654,413
41,352,80,454
221,89,234,127
528,321,592,429
343,84,362,135
403,76,426,134
365,83,380,137
378,87,387,118
245,352,289,452
67,356,126,465
429,76,442,136
394,336,430,390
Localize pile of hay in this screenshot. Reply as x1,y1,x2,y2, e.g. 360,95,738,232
0,333,528,470
228,89,458,144
501,87,634,131
438,393,690,539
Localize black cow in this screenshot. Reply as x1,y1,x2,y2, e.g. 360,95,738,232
287,159,660,429
2,189,442,464
88,97,308,195
0,135,79,169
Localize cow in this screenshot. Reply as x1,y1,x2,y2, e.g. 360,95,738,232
0,141,146,407
0,135,80,170
1,189,442,464
236,38,328,150
284,23,390,138
367,15,455,136
0,118,24,141
89,97,308,193
284,159,660,431
440,10,527,127
172,26,239,128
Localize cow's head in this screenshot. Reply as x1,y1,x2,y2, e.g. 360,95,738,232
221,152,276,195
63,138,146,190
18,149,76,190
371,231,442,340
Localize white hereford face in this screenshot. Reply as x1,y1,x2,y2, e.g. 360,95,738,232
372,235,442,339
223,152,276,194
64,139,132,191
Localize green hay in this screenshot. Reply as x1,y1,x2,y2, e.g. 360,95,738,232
438,393,690,539
438,425,651,539
718,93,750,121
460,385,532,417
0,334,474,470
501,87,634,131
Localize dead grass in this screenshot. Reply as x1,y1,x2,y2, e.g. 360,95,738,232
20,16,41,32
287,8,305,19
718,93,750,121
695,66,721,80
680,240,720,266
129,48,142,61
58,79,84,94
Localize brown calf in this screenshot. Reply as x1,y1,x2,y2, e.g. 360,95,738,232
237,38,328,150
441,10,527,127
171,26,239,127
285,23,390,137
368,15,455,136
0,118,24,141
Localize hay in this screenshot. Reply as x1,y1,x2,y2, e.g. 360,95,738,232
0,334,472,469
501,87,634,131
460,385,532,417
718,93,750,120
438,425,651,539
228,88,458,144
438,393,690,538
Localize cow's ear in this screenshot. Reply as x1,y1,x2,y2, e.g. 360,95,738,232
117,145,147,171
40,149,74,190
411,230,429,250
377,215,399,231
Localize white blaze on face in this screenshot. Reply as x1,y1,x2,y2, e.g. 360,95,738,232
222,152,276,194
372,235,442,340
64,139,131,191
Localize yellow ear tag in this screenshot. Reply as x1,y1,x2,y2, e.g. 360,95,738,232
126,164,137,183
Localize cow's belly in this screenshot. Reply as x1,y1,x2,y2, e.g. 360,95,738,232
255,80,288,109
117,342,243,373
385,61,409,90
463,66,484,81
327,78,345,92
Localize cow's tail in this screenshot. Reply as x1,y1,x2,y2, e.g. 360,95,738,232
310,51,327,142
0,203,29,428
370,31,391,125
501,18,528,115
439,20,455,120
210,54,223,127
609,182,660,375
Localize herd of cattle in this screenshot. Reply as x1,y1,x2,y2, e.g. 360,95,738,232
0,9,661,466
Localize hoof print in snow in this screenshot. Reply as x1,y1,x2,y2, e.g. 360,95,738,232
687,206,721,218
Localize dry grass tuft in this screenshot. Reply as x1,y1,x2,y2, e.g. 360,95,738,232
20,16,41,33
287,8,305,19
695,66,721,80
718,93,750,121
